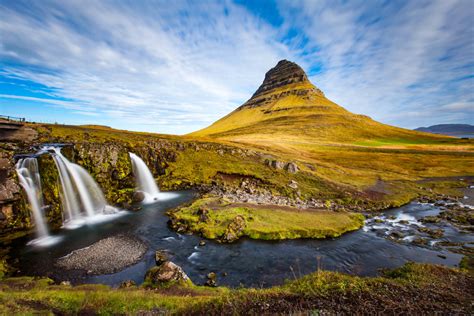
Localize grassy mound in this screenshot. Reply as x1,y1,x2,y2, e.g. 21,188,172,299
168,197,365,242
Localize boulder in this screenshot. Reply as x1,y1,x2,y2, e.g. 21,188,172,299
155,250,169,265
284,162,299,174
205,272,217,287
221,215,246,243
144,261,190,286
132,191,145,203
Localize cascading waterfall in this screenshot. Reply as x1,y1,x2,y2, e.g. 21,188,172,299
46,146,116,225
129,153,160,204
15,158,49,240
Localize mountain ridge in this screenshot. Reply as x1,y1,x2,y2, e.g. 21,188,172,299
415,124,474,137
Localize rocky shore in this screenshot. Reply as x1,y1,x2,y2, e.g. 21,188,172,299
56,235,147,275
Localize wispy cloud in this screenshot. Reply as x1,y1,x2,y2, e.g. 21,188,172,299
278,0,474,128
0,0,472,133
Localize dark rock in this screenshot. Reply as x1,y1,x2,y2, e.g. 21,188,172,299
132,191,145,203
119,280,136,288
205,272,217,287
421,216,441,223
199,240,206,247
155,250,169,265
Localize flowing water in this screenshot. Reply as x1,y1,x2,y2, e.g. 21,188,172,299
15,158,49,241
10,191,473,288
129,152,161,204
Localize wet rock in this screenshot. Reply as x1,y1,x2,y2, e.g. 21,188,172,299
374,218,384,224
205,272,217,287
132,191,145,203
221,215,246,243
199,240,206,247
421,216,441,224
389,230,405,239
418,227,444,238
437,254,447,259
399,220,409,225
155,250,169,265
412,237,428,246
60,281,71,286
144,261,190,286
119,280,136,288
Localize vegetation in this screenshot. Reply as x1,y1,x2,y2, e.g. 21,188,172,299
168,197,364,241
0,263,471,314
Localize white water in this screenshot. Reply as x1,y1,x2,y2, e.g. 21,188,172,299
15,158,49,240
46,146,117,225
129,152,160,204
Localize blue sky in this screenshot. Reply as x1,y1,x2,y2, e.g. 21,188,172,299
0,0,473,134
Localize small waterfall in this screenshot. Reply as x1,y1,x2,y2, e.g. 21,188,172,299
46,146,116,224
129,153,160,204
15,158,49,239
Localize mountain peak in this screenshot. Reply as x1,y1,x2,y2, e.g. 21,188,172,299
241,60,324,109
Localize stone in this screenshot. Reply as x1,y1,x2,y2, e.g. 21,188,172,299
144,261,190,285
60,281,71,286
199,240,206,247
221,215,246,243
132,191,145,203
155,250,169,265
119,280,136,288
288,180,298,189
205,272,217,287
284,162,299,174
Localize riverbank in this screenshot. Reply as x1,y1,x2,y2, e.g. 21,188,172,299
0,262,472,314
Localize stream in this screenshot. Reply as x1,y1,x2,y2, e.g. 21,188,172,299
9,191,473,288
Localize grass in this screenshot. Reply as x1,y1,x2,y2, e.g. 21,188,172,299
168,197,365,241
0,263,471,314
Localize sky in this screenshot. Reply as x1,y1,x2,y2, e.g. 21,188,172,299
0,0,473,135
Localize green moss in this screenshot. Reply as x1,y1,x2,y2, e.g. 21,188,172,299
169,197,364,242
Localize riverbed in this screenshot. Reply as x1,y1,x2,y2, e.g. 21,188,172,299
9,190,473,288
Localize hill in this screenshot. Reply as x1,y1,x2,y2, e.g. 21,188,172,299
415,124,474,137
190,60,447,144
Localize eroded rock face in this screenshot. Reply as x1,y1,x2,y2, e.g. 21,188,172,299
239,60,324,109
144,261,190,285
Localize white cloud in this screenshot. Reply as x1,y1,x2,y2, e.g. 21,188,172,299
0,0,472,133
0,0,296,133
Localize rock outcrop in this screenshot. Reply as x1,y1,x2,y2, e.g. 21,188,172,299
239,60,324,109
144,261,190,286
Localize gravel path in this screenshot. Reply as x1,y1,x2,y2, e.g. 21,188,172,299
56,235,148,275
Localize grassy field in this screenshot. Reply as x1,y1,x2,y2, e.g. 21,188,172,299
168,197,365,241
0,263,471,314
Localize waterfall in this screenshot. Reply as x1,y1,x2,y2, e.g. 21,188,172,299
129,153,160,204
15,158,49,239
46,146,114,222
